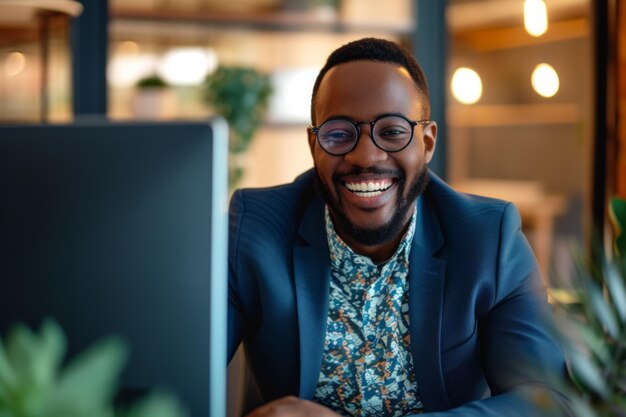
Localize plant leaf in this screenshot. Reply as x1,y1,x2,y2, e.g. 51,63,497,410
0,333,18,402
2,324,47,415
118,391,188,417
609,197,626,257
566,395,598,417
568,347,610,399
586,280,620,340
50,336,128,416
32,319,66,391
0,320,67,416
575,323,611,365
605,261,626,323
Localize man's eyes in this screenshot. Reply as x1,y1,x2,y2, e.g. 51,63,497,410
323,131,355,140
378,127,409,137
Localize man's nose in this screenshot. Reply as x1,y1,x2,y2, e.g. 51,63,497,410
343,126,388,167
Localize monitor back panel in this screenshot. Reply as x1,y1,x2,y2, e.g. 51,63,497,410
0,121,227,417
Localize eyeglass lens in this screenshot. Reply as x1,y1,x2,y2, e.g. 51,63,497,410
317,115,413,154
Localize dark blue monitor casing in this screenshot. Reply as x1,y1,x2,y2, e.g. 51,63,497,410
0,119,228,417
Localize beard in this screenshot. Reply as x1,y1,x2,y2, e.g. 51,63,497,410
313,164,430,247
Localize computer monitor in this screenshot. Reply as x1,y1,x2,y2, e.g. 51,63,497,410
0,119,228,417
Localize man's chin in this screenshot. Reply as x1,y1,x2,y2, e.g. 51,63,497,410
332,215,400,247
312,165,430,247
341,213,394,237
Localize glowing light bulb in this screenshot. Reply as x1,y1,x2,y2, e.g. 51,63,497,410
524,0,548,37
107,53,159,88
157,47,218,86
531,63,559,98
118,41,139,55
5,52,25,76
451,67,483,105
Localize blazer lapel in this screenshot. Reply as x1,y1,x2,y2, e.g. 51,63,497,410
408,194,452,412
293,195,331,399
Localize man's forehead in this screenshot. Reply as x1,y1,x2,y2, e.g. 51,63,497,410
315,60,423,118
317,61,420,102
322,60,412,83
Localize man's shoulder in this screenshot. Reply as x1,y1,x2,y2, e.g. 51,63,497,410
426,172,512,215
229,169,318,231
424,172,518,238
424,173,530,275
232,169,315,209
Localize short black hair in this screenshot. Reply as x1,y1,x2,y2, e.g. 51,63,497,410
310,37,430,124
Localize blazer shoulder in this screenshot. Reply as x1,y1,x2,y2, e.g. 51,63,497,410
229,169,317,242
232,169,315,214
424,172,520,244
427,172,514,219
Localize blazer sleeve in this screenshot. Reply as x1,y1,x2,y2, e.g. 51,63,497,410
425,203,572,416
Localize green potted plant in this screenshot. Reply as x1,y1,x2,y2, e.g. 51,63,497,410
0,319,187,417
133,75,175,120
553,196,626,416
308,0,339,20
136,75,168,89
203,66,273,189
285,0,339,21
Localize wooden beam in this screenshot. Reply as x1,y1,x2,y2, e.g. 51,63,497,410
447,102,580,127
454,18,589,52
110,7,413,35
0,26,39,47
447,0,588,31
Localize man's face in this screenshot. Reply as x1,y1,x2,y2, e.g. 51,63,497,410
309,60,437,247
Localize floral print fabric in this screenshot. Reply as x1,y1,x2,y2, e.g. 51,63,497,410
313,207,423,416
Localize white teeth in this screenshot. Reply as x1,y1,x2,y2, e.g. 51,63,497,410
345,180,393,194
360,191,383,197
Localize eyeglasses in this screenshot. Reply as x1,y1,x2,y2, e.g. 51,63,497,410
309,114,430,156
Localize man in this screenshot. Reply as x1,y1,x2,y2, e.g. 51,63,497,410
228,38,568,416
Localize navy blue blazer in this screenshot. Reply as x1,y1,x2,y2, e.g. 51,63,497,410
228,169,568,416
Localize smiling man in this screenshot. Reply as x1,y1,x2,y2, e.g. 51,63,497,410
228,38,569,417
309,57,433,265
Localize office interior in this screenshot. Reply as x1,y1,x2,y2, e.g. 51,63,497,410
1,0,625,415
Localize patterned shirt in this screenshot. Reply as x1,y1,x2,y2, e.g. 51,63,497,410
313,207,423,416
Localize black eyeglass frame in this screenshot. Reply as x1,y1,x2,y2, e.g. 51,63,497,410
308,113,431,156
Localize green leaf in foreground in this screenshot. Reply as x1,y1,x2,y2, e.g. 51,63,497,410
49,336,128,417
117,391,188,417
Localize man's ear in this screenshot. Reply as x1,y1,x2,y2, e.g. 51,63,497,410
422,122,437,164
307,126,316,156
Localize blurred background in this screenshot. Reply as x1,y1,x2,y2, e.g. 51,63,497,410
0,0,623,289
3,1,626,415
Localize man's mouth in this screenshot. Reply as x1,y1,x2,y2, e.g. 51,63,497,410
343,179,395,197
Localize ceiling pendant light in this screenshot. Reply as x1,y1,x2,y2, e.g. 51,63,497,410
451,67,483,105
524,0,548,37
531,63,560,98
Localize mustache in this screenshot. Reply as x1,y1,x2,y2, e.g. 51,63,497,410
332,166,405,183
